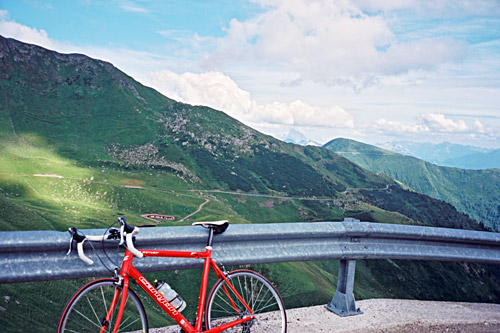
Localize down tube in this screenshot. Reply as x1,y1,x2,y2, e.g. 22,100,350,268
128,266,196,333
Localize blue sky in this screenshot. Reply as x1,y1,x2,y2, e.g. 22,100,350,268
1,0,500,148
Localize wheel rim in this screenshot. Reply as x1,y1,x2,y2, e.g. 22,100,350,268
206,271,286,332
60,280,147,333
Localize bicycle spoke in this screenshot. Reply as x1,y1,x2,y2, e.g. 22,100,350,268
253,281,266,311
236,275,247,307
249,277,258,307
206,270,286,332
73,308,103,329
85,294,101,325
254,286,273,313
63,328,83,333
64,315,95,333
255,299,280,313
213,295,237,315
59,280,147,333
215,288,235,308
119,310,143,332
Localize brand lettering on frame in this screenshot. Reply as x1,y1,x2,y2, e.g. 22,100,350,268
142,250,160,255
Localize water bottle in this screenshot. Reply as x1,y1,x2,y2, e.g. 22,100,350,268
154,280,186,312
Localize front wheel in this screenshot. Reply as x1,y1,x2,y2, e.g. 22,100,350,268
57,278,148,332
205,269,287,332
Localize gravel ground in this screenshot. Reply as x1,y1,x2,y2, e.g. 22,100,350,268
287,299,500,332
150,299,500,332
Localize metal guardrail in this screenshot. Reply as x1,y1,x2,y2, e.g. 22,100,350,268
1,218,500,316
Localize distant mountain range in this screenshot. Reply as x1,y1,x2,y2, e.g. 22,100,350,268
379,141,499,170
324,138,500,231
282,128,321,146
442,149,500,170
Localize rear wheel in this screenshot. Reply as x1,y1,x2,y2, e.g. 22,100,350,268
205,269,287,332
58,278,148,332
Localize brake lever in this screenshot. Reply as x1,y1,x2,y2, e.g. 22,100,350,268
67,227,85,255
66,227,94,265
119,224,125,245
66,229,74,255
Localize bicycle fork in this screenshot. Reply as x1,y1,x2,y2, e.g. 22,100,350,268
97,279,127,333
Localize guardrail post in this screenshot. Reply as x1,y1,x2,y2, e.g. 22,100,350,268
325,259,362,316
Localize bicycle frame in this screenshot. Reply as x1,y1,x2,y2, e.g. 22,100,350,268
105,245,255,333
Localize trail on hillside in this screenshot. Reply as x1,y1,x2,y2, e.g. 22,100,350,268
179,198,210,222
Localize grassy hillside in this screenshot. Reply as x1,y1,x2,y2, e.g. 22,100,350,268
0,35,390,231
324,138,500,231
1,36,500,331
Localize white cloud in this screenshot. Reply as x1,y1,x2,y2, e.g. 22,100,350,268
147,70,354,128
2,6,496,148
470,118,499,140
373,118,427,134
205,0,467,89
118,1,148,13
0,9,9,20
371,113,499,141
120,5,148,13
420,113,467,132
381,39,467,75
353,0,500,16
148,70,254,115
255,100,355,127
0,17,56,50
473,119,486,133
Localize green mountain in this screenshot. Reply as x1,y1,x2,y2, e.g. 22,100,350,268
324,138,500,231
0,35,394,231
1,36,500,331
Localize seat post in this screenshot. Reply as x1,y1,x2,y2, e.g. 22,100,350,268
207,227,215,247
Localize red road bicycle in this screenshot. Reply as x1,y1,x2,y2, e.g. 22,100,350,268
57,217,287,332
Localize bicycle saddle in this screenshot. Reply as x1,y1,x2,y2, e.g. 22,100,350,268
192,220,229,234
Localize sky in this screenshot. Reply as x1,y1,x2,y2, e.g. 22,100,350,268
1,0,500,148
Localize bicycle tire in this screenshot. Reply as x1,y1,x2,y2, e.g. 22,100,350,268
205,269,287,332
58,278,149,333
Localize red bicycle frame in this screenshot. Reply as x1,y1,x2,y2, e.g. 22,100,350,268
104,245,255,333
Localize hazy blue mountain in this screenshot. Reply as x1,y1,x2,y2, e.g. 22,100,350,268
325,138,500,231
442,148,500,170
379,141,497,169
